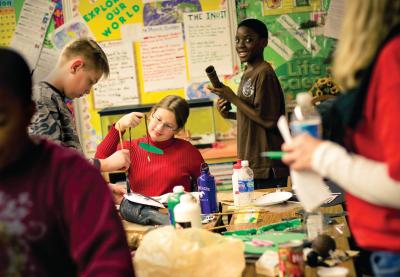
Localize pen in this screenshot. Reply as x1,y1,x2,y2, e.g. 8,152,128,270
260,151,284,159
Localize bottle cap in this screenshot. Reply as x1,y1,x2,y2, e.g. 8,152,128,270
173,185,184,193
200,163,210,173
179,193,193,204
233,159,242,169
241,160,249,167
296,92,312,107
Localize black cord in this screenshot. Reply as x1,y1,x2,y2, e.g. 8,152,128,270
126,127,132,194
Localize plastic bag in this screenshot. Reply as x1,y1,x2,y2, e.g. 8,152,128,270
134,226,245,277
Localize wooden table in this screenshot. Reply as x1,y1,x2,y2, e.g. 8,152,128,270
123,189,356,276
217,190,356,277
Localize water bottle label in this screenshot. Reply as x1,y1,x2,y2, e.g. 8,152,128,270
291,122,320,138
198,185,217,214
238,180,254,192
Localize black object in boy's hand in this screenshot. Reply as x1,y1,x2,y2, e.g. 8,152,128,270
205,65,232,110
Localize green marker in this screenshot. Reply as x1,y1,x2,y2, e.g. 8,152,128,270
260,151,284,159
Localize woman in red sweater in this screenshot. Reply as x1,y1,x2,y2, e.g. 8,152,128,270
96,95,204,196
282,1,400,275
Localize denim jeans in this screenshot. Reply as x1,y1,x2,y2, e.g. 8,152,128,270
370,251,400,277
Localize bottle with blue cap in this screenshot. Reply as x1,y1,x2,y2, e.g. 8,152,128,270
290,92,322,138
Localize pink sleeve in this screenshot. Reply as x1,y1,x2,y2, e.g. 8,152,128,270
60,157,134,276
375,38,400,180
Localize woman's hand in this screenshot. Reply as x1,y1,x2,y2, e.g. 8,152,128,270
281,133,322,171
116,112,144,132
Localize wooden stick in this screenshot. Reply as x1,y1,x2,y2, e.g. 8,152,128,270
206,224,231,231
210,210,270,216
118,123,124,150
144,114,150,162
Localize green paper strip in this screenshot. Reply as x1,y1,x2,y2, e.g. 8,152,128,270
139,142,164,155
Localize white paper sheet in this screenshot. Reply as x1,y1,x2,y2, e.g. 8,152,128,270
183,9,234,79
10,0,55,70
140,23,186,92
324,0,345,39
32,46,60,84
93,40,139,109
277,116,331,212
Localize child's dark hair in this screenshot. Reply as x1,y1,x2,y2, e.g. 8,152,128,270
238,18,269,40
0,48,32,104
151,95,189,129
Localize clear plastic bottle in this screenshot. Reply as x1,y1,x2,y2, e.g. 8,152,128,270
290,92,322,138
174,194,202,229
306,211,324,240
167,185,185,226
232,159,241,207
238,160,254,206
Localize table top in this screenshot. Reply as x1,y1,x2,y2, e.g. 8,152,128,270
218,189,356,277
123,188,356,276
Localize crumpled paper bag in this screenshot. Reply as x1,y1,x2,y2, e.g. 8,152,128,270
134,226,245,277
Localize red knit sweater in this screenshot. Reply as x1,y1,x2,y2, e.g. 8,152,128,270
347,36,400,252
95,125,205,196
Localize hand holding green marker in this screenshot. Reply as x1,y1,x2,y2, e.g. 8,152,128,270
260,151,284,159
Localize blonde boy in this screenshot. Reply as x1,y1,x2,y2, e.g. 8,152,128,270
29,38,129,173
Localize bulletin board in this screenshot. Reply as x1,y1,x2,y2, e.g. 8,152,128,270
74,0,237,154
3,0,237,155
236,0,338,104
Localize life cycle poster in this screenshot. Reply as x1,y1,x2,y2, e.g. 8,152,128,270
241,0,339,103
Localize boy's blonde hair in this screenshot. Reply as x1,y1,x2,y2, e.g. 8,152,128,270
60,38,110,78
333,0,400,90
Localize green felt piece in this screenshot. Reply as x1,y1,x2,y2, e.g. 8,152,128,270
139,142,164,154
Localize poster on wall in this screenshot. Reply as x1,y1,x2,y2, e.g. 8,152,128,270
93,40,139,109
183,9,233,80
79,0,142,41
52,17,94,49
240,0,336,104
10,0,55,70
140,23,186,92
262,0,322,16
0,7,16,46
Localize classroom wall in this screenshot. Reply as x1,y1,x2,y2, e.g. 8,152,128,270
3,0,340,156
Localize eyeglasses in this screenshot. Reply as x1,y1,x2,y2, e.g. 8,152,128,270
151,113,177,131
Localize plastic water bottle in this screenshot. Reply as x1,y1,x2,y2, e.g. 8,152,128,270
197,163,218,214
290,92,322,138
167,185,185,226
238,160,254,206
232,159,241,207
174,194,202,228
306,211,324,240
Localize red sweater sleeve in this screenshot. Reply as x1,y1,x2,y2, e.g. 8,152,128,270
188,144,205,182
95,125,126,159
374,37,400,180
60,154,134,276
